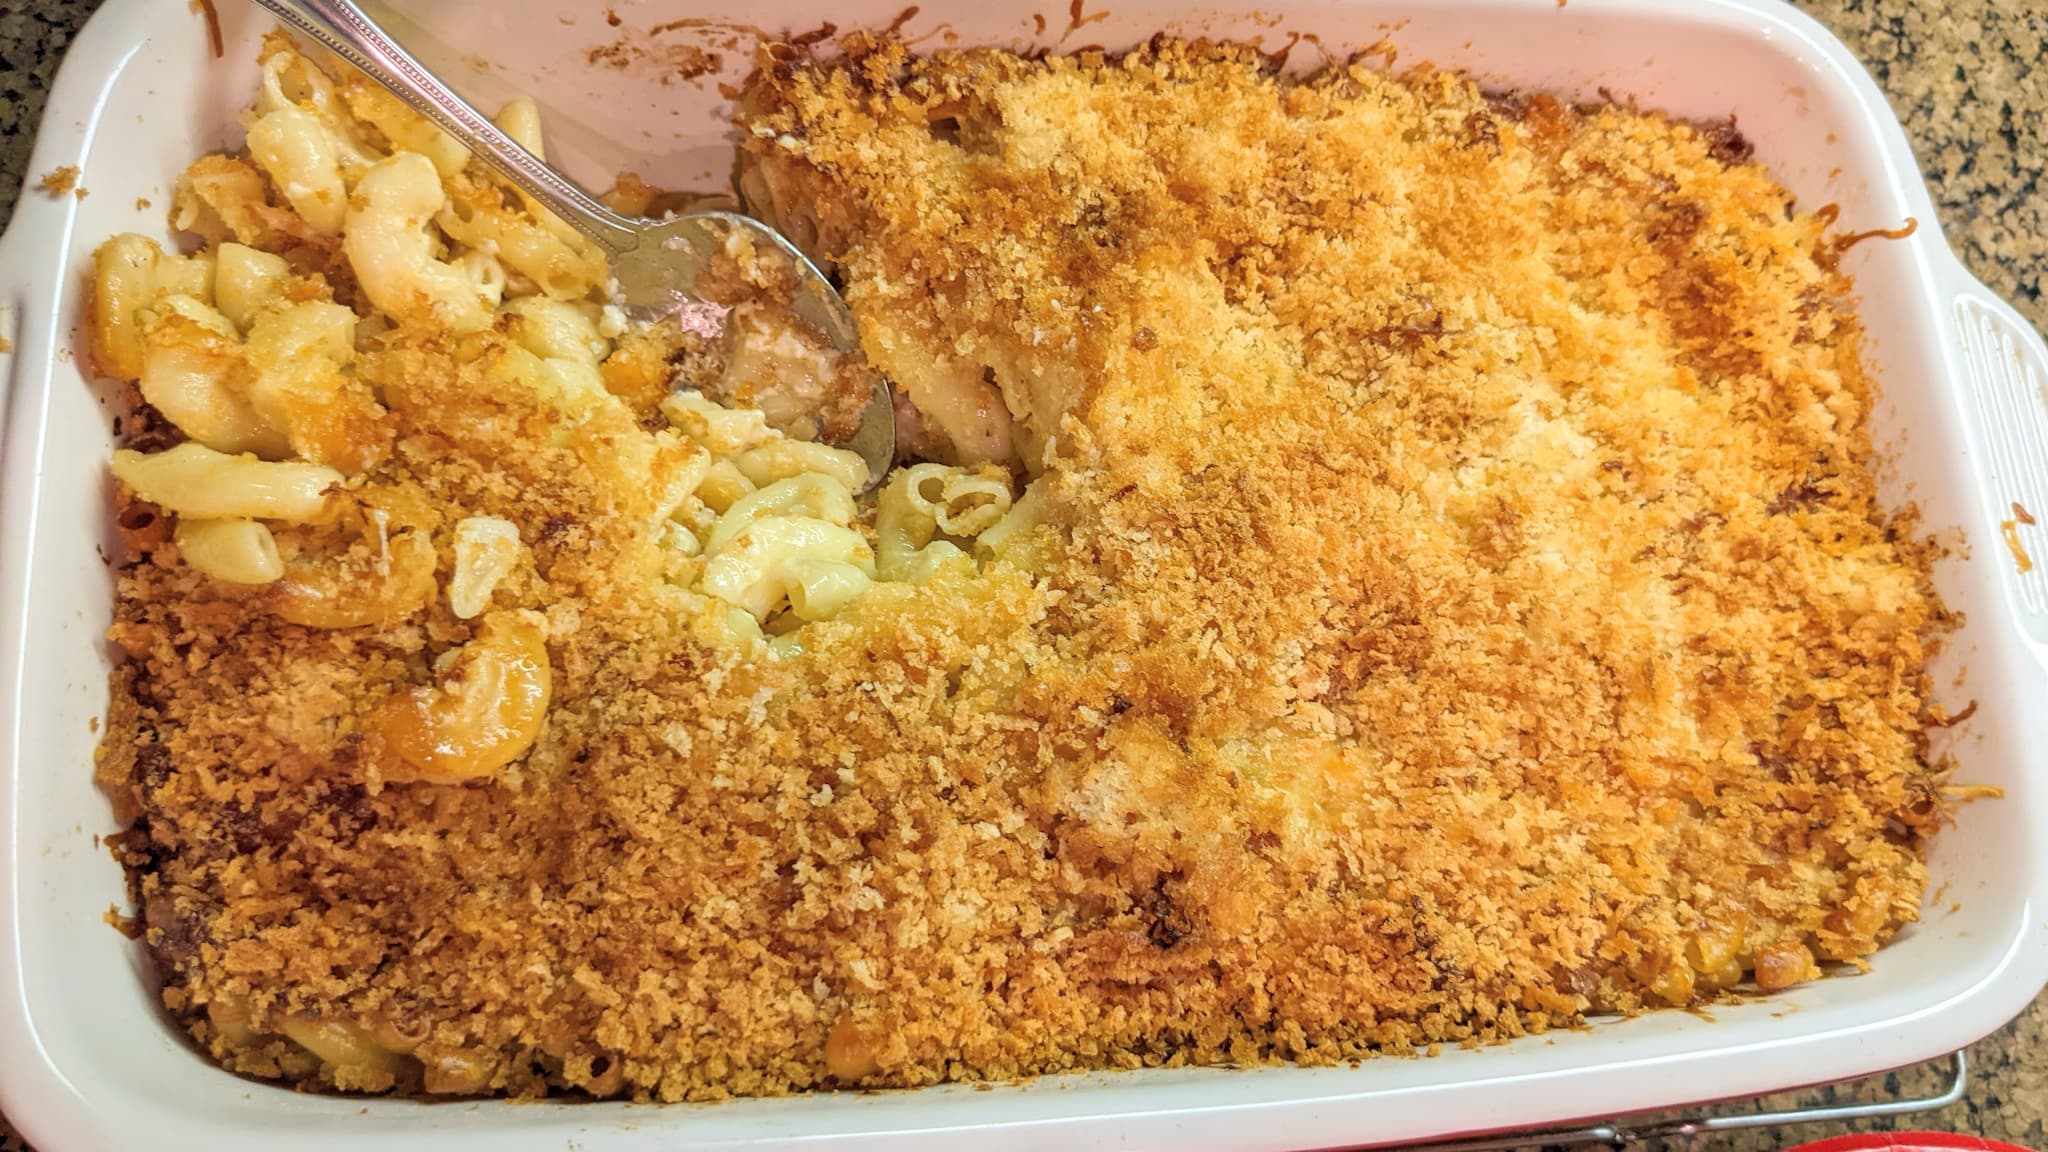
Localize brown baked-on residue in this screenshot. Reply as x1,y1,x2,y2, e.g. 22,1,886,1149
192,0,225,60
37,166,80,198
103,37,1951,1101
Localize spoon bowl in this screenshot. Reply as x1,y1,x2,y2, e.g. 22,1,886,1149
620,211,896,477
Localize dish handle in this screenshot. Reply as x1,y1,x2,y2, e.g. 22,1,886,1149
1941,265,2048,640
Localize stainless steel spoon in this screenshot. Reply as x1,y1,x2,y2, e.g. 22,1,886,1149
252,0,895,486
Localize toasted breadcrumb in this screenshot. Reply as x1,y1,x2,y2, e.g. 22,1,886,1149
102,37,1952,1102
37,166,80,198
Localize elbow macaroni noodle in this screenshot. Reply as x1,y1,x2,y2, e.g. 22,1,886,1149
111,444,340,523
449,516,524,620
245,105,351,234
137,294,290,458
874,463,1018,582
174,517,286,585
346,153,490,332
378,611,554,784
213,242,291,332
91,234,214,381
701,516,875,622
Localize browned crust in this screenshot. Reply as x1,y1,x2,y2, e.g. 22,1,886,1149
103,37,1952,1102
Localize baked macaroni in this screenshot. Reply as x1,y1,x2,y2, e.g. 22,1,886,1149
96,32,1956,1102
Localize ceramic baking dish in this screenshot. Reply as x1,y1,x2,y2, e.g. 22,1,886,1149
4,0,2047,1148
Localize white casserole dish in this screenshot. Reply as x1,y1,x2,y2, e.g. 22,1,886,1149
4,0,2047,1148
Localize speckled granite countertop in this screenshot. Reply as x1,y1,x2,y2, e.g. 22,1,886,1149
1,1,2043,1149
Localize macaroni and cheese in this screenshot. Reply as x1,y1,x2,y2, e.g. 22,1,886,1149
95,33,1954,1101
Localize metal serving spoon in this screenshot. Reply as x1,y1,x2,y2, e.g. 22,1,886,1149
252,0,895,486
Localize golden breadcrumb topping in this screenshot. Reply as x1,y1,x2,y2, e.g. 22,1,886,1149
101,36,1951,1101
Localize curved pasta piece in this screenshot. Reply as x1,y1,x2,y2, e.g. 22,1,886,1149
344,153,489,332
734,438,870,494
973,476,1047,563
932,470,1013,537
110,444,340,523
488,96,595,252
661,390,776,457
270,521,437,630
243,300,391,473
255,33,350,125
495,96,547,160
700,516,875,621
90,234,215,381
175,154,322,249
783,557,873,622
175,518,285,585
378,611,553,784
205,996,261,1048
254,35,383,175
418,1044,499,1095
138,298,291,458
485,342,612,422
213,243,292,333
448,516,525,619
702,605,765,648
493,298,615,417
704,474,858,555
341,77,470,179
454,249,508,309
871,463,1016,582
278,1016,407,1092
246,105,349,234
501,297,608,366
438,181,607,302
692,460,755,514
874,463,980,583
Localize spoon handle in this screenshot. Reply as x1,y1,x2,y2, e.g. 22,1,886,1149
252,0,645,256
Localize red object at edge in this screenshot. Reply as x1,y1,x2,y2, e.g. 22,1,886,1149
1789,1134,2036,1152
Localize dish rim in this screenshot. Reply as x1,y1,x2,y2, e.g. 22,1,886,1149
5,0,2048,1148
